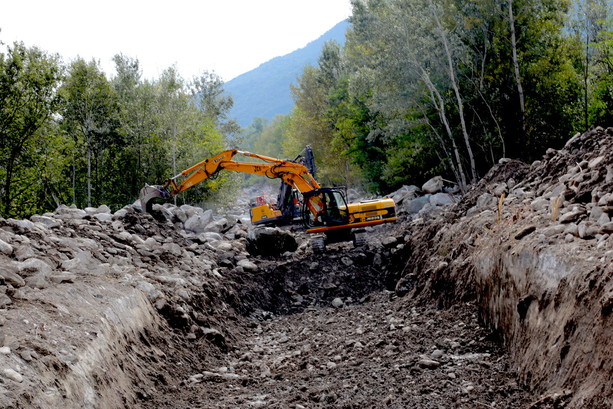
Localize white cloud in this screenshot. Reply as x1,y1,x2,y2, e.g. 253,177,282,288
0,0,352,81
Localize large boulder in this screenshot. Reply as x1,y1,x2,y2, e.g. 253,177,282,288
429,193,455,207
422,176,444,194
184,210,214,234
391,185,420,205
0,239,13,256
204,217,229,234
403,196,431,214
30,215,61,229
246,227,298,256
53,205,87,220
180,204,204,219
0,265,25,287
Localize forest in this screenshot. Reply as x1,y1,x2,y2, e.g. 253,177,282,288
1,0,612,218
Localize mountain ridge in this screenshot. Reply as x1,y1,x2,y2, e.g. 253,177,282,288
225,20,350,127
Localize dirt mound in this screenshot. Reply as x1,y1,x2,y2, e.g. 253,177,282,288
0,204,251,408
394,127,613,408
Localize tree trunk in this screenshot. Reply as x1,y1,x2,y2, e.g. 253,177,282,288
475,85,506,159
87,138,92,208
72,151,76,205
430,0,477,183
172,125,177,206
584,33,590,130
2,158,14,217
509,0,527,145
424,113,463,190
420,67,468,192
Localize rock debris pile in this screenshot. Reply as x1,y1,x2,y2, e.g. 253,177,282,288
0,198,305,407
393,127,613,408
0,190,412,408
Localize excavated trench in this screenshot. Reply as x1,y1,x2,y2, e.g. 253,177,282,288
1,129,612,408
143,238,535,409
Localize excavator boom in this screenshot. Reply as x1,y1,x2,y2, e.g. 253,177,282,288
139,149,320,212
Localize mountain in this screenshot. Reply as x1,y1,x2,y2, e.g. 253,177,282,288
225,20,350,128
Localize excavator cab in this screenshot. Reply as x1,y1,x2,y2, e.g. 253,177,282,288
302,187,350,229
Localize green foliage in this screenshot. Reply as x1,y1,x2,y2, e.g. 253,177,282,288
253,115,290,158
381,129,443,189
282,0,596,194
190,70,240,136
3,0,613,217
570,0,613,126
0,45,237,218
59,58,122,207
0,42,63,217
236,117,269,152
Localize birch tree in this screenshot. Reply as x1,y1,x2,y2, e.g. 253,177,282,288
346,0,477,189
428,0,477,183
508,0,527,146
190,70,240,137
570,0,611,127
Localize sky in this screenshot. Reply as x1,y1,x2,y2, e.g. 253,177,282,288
0,0,353,82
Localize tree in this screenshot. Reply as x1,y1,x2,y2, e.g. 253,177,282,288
237,117,269,152
570,0,613,127
0,42,62,217
429,0,478,183
253,115,289,158
343,0,476,190
190,70,240,137
338,0,581,190
154,67,235,208
60,58,120,207
156,66,187,184
508,0,528,144
111,54,169,202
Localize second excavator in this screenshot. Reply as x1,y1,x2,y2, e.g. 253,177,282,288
249,145,317,227
139,149,397,251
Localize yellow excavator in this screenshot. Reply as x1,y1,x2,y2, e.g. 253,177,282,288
139,149,397,251
248,145,317,227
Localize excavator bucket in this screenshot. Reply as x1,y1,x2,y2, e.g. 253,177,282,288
139,184,171,213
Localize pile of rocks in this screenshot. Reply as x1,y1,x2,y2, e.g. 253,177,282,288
0,186,400,407
462,128,613,246
0,200,300,336
392,127,613,408
0,201,254,406
389,175,459,220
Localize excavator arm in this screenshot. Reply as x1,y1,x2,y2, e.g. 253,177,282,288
139,149,320,212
